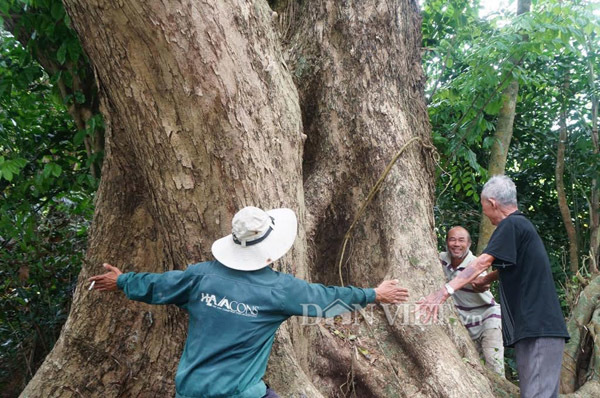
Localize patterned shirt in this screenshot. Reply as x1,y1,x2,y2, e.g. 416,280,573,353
440,251,502,339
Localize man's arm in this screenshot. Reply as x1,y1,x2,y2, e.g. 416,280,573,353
89,263,196,306
416,254,495,322
281,276,409,317
471,270,499,293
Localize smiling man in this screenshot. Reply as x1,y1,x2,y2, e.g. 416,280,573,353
440,226,504,376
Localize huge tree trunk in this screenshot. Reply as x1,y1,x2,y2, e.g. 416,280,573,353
22,1,510,397
476,0,531,254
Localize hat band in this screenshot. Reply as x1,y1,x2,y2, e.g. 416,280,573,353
232,217,275,247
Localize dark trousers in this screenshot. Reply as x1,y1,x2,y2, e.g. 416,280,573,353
514,337,565,398
262,387,280,398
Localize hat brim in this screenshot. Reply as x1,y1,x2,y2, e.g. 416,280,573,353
211,208,298,271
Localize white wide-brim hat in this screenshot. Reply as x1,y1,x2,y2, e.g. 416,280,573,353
211,207,297,271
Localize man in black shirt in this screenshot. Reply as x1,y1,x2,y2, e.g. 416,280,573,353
418,175,569,398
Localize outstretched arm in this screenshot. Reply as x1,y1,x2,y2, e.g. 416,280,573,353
282,276,409,317
416,254,495,322
89,262,196,306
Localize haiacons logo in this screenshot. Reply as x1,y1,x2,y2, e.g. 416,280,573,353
200,293,259,317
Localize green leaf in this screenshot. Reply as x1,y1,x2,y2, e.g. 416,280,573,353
67,41,81,63
14,158,28,168
51,2,65,20
484,98,503,115
43,163,54,178
56,42,67,65
1,168,14,181
466,149,478,171
51,164,63,177
483,136,494,149
74,91,85,104
74,129,87,145
0,2,9,15
64,12,72,27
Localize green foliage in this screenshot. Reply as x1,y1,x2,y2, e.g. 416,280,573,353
0,0,104,174
426,0,600,253
0,205,89,394
0,9,97,393
1,0,82,66
426,0,598,200
507,1,600,276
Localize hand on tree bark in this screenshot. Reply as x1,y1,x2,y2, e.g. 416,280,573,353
374,279,409,304
88,263,122,291
415,288,449,323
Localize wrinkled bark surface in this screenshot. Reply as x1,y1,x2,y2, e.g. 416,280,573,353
22,1,512,397
283,1,500,396
21,1,311,396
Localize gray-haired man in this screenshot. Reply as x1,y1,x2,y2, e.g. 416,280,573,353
419,175,569,397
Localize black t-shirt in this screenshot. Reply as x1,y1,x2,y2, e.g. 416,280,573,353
483,211,569,347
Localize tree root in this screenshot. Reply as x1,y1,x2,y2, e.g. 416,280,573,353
561,275,600,394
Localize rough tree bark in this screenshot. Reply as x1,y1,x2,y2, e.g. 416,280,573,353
21,1,513,397
587,57,599,274
281,2,514,396
476,0,531,254
560,275,600,397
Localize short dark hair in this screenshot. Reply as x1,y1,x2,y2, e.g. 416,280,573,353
446,226,471,244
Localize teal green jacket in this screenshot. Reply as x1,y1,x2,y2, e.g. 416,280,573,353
117,260,376,398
